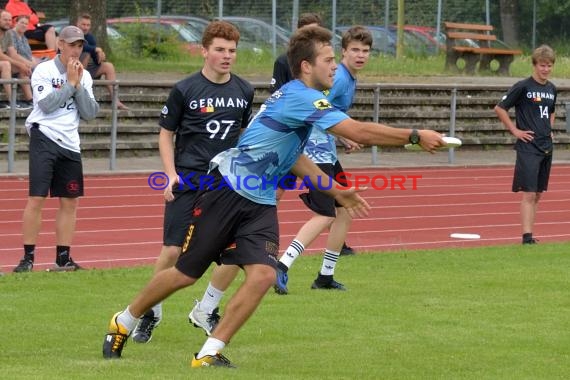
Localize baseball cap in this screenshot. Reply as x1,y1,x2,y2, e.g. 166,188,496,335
59,26,86,43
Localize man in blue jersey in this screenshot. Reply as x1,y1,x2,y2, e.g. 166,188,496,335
275,25,372,294
101,25,444,368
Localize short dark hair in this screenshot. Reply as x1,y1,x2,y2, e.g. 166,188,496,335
341,25,373,50
78,13,91,21
202,21,240,49
287,25,332,78
297,12,322,29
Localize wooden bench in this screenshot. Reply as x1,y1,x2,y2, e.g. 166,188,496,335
444,21,522,75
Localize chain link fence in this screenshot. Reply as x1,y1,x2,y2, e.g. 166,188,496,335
26,0,565,51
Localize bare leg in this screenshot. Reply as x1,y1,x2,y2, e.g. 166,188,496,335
95,62,128,110
1,61,12,101
55,197,78,245
22,196,46,244
153,245,181,274
521,192,540,234
44,27,58,50
293,214,335,248
129,267,198,317
210,263,275,343
210,264,240,290
325,207,352,252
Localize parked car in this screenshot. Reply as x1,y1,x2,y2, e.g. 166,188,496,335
217,16,291,50
161,15,210,35
106,16,203,55
337,25,438,56
46,19,123,40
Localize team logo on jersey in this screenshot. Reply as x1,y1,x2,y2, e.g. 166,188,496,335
200,106,215,113
161,106,168,115
38,85,44,93
313,98,332,110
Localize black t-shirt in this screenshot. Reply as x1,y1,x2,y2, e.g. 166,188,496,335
159,72,254,172
269,53,292,92
497,76,557,154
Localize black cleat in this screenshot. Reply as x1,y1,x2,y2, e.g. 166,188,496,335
340,242,356,256
311,273,347,291
13,258,33,273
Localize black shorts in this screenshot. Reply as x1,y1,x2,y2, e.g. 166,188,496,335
175,173,279,279
298,161,347,217
24,25,53,42
512,150,552,192
162,187,198,246
28,127,83,198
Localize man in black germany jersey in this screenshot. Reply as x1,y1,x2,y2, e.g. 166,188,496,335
129,21,254,343
494,45,557,245
13,26,99,273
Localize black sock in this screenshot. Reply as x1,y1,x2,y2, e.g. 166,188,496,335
522,233,533,242
24,245,35,261
56,245,70,266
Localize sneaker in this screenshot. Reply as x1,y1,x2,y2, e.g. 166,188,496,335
523,238,538,245
340,243,356,256
311,273,347,291
16,101,33,110
189,301,221,336
132,310,160,343
0,101,10,109
102,312,130,359
54,258,83,271
13,258,33,273
273,266,289,295
191,352,236,368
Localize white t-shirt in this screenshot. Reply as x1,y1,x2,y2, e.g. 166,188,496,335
25,57,96,152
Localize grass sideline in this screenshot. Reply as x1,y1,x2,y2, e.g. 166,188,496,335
1,243,570,379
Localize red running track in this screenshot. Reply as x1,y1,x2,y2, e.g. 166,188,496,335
1,165,570,271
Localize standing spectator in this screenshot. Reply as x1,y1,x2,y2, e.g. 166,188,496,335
494,45,557,245
0,9,32,108
4,0,57,50
101,25,444,367
76,13,128,110
128,20,254,344
12,26,99,273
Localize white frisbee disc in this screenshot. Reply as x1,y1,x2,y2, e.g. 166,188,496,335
404,136,462,151
450,233,481,240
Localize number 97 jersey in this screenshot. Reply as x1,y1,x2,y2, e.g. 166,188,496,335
159,71,254,172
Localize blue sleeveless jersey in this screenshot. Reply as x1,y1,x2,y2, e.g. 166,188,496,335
304,63,356,164
211,79,349,205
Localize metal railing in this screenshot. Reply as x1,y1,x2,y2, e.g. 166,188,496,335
4,80,551,174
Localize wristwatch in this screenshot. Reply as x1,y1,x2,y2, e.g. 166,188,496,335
409,129,420,144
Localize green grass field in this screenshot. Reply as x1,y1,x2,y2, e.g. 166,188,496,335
2,243,570,379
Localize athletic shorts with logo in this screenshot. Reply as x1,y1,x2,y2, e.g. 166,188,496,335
175,170,279,279
28,127,84,198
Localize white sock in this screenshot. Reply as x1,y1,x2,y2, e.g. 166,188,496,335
197,337,226,358
320,249,340,276
279,239,305,269
116,306,139,333
151,302,163,320
199,282,224,314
